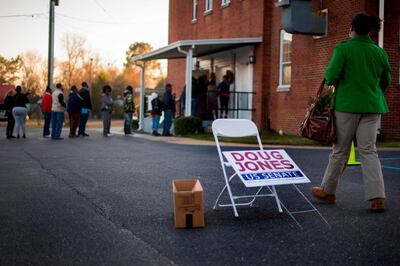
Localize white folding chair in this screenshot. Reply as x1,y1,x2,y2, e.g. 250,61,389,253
212,119,329,228
212,119,283,217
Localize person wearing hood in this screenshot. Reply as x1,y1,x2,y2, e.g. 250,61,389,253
150,92,163,136
123,86,135,135
78,82,92,137
67,85,83,138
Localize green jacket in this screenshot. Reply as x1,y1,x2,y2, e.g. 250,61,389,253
325,35,391,113
124,93,135,113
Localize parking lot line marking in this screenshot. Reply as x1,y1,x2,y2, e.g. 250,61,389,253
380,157,400,161
382,165,400,171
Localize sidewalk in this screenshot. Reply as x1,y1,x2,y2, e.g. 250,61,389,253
101,127,400,151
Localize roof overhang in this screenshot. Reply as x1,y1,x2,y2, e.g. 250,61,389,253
131,37,263,63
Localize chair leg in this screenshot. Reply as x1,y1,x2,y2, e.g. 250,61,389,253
271,185,283,213
213,184,227,210
249,186,264,206
226,183,239,217
292,184,330,227
213,173,237,210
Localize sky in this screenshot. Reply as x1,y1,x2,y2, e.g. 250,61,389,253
0,0,169,68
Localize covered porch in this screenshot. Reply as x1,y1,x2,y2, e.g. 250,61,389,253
131,37,262,131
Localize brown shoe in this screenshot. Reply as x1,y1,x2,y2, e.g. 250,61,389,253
370,198,385,213
311,186,336,204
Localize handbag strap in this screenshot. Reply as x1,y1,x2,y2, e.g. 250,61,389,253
317,78,337,110
316,79,326,98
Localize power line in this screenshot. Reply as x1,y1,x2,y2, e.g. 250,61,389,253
57,17,105,36
0,12,47,18
57,13,164,25
92,0,114,20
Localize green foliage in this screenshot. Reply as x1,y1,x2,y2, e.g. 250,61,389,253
308,89,334,110
90,71,109,117
174,116,203,135
124,42,153,69
132,119,139,130
124,42,164,88
0,55,22,84
112,105,125,119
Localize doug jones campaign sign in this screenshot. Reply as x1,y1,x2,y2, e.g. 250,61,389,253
223,149,310,187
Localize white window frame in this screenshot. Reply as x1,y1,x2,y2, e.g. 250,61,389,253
192,0,197,21
278,29,292,91
221,0,231,7
205,0,213,14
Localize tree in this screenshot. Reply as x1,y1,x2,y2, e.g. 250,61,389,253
0,55,22,84
60,33,86,88
124,42,164,89
124,42,153,69
91,71,110,116
20,51,47,95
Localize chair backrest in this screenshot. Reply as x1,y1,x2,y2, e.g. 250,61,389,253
212,119,263,151
212,119,259,137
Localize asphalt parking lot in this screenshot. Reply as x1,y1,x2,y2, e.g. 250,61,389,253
0,127,399,265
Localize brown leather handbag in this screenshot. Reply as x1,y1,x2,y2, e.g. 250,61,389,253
300,80,336,145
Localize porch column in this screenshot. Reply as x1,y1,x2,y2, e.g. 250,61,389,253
177,46,193,116
377,0,384,132
134,61,145,131
378,0,384,48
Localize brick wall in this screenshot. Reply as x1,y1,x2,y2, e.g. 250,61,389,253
381,0,400,138
168,0,400,138
268,0,365,134
168,0,266,126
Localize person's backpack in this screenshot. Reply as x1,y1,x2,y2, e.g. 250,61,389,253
152,98,163,113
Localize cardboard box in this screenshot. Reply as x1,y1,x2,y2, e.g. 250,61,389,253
172,179,205,228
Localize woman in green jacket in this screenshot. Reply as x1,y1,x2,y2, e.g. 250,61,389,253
311,13,391,212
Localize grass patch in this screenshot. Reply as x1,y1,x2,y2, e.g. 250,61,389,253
183,132,400,148
183,132,323,146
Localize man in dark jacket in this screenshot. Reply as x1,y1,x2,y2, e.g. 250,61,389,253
67,86,82,137
78,82,92,137
162,84,175,136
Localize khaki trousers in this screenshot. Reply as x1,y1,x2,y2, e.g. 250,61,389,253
321,111,385,201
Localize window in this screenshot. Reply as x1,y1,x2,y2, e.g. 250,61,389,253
221,0,230,6
205,0,213,13
192,0,197,21
278,30,292,90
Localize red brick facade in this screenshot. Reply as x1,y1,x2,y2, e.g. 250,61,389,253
168,0,400,139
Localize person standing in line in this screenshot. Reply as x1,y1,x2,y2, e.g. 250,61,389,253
311,13,392,212
207,72,218,120
123,86,135,135
67,85,82,138
12,86,29,139
41,86,52,138
101,85,113,137
217,75,230,119
162,84,175,136
150,92,163,136
78,82,92,137
51,83,66,140
4,89,16,139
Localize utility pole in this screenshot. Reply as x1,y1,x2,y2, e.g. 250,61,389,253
47,0,59,90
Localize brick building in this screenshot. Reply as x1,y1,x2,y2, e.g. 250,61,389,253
134,0,399,138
